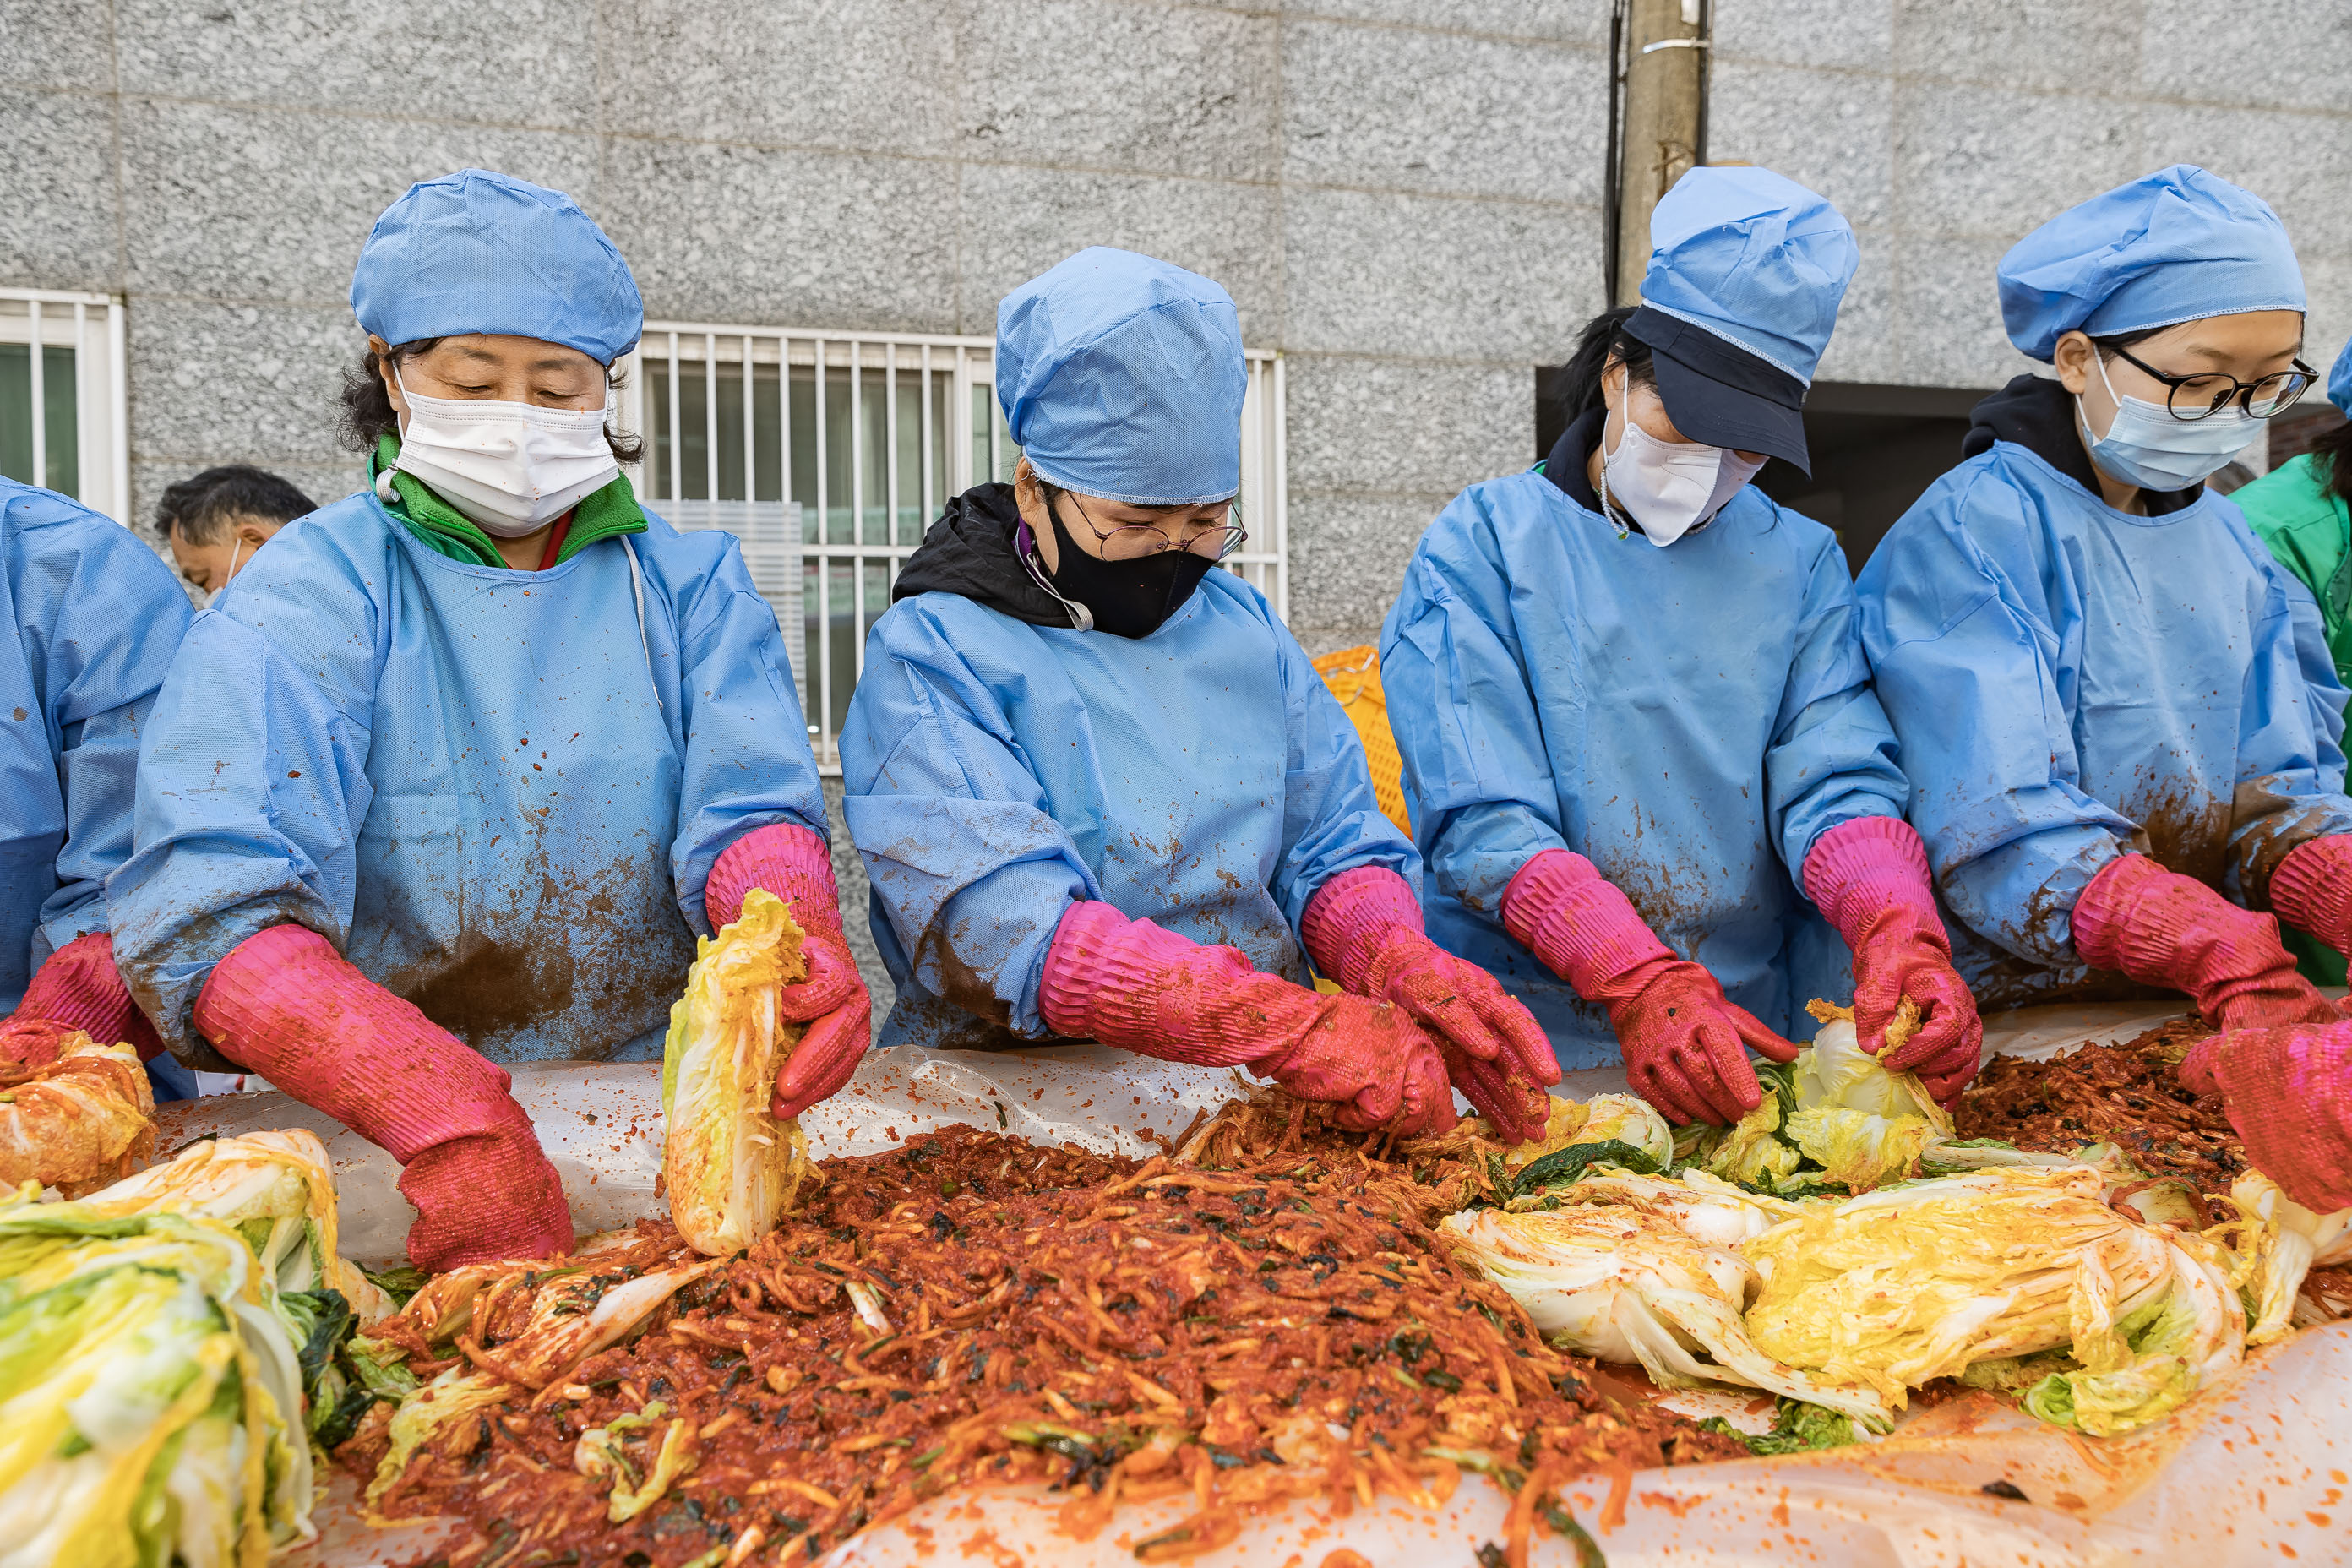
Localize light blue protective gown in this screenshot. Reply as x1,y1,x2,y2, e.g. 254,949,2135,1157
110,489,825,1070
840,570,1413,1051
1379,470,1910,1070
0,479,191,1010
1855,442,2352,1010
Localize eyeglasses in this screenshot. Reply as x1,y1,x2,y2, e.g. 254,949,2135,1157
1048,487,1248,563
2108,346,2317,422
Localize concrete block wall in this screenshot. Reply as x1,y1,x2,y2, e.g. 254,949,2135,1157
14,2,2346,647
1709,0,2352,397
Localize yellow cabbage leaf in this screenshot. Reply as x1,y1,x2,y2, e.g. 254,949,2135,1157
662,889,821,1255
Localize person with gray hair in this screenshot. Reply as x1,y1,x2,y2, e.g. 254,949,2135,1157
154,465,318,599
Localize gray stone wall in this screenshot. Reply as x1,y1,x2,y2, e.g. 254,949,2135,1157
0,0,1609,651
1709,0,2352,398
9,0,2352,616
17,2,2345,648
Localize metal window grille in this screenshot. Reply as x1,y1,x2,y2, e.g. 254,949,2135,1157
618,324,1288,771
0,288,130,521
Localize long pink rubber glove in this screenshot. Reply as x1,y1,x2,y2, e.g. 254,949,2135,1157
2072,852,2339,1031
2269,834,2352,971
1503,848,1798,1125
1039,899,1456,1135
1802,817,1984,1103
0,933,164,1069
193,924,573,1270
1300,865,1558,1143
2182,1021,2352,1212
705,823,871,1119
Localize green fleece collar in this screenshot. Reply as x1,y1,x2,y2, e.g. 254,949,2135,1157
369,434,646,569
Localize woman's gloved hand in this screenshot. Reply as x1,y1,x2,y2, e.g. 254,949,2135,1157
705,823,873,1119
193,923,572,1271
1803,816,1984,1103
1591,958,1799,1125
0,932,164,1069
1503,847,1797,1124
1300,865,1558,1142
1040,899,1456,1135
2181,1021,2352,1213
2268,834,2352,964
2073,852,2339,1031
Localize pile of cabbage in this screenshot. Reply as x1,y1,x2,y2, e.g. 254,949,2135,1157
662,887,823,1256
1436,1007,2352,1446
0,1129,393,1561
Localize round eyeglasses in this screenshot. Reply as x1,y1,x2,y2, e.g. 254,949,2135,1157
1048,487,1248,563
2109,346,2317,422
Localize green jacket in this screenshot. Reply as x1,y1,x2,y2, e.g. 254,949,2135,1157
2234,450,2352,986
2236,452,2352,685
368,434,645,569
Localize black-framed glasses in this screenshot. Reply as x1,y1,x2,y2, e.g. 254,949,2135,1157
2109,346,2317,421
1049,486,1248,563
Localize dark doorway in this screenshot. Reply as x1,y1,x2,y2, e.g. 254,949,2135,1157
1533,373,1990,572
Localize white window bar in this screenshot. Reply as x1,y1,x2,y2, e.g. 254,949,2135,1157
617,324,1286,771
0,287,131,523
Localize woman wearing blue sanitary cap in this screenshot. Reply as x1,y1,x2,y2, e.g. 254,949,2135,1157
1854,165,2352,1214
1380,166,1982,1127
840,248,1561,1141
110,169,864,1269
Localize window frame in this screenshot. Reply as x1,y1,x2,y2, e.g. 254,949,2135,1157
0,287,129,522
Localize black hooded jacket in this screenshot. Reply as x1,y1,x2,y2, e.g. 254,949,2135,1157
1963,373,2202,516
888,483,1074,625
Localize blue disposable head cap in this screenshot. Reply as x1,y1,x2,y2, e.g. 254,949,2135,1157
2327,336,2352,417
1997,166,2304,363
996,248,1246,507
1636,166,1857,387
350,169,644,365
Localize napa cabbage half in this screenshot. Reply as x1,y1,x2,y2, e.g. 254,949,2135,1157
1441,1204,1890,1430
1740,1166,2182,1407
0,1203,311,1565
2221,1172,2352,1342
78,1127,390,1446
663,888,821,1255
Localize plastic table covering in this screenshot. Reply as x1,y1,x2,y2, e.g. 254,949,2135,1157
152,1008,2352,1567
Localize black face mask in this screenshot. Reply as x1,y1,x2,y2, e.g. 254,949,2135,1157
1041,501,1217,639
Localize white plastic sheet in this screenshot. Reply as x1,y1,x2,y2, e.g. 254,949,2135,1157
212,1009,2352,1566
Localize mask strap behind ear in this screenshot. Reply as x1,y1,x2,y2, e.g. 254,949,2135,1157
2075,351,2115,447
1018,490,1097,632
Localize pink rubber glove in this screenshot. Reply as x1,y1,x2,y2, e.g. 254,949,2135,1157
1039,899,1456,1135
1300,865,1558,1142
2269,834,2352,960
1503,848,1799,1125
2182,1021,2352,1212
705,823,872,1119
193,924,573,1270
0,933,164,1068
1802,817,1984,1104
2073,852,2338,1031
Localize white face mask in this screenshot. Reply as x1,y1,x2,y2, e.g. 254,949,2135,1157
1598,408,1767,547
389,368,620,537
2077,352,2260,494
202,536,244,610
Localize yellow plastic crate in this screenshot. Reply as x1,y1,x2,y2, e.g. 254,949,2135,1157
1313,644,1412,837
